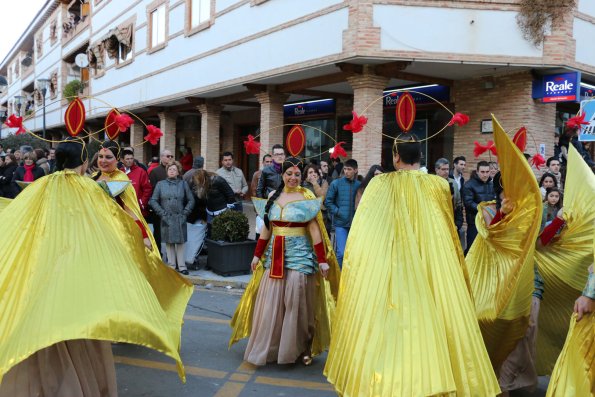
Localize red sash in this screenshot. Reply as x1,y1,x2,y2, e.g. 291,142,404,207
269,222,307,279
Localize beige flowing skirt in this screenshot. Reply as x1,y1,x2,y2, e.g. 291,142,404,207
499,297,541,392
0,340,117,397
244,269,316,365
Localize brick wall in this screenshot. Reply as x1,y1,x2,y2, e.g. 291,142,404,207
452,71,556,179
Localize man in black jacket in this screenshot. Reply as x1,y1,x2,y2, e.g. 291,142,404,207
256,144,285,198
463,161,495,251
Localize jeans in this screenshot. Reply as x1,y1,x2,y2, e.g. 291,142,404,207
335,226,350,268
233,201,243,212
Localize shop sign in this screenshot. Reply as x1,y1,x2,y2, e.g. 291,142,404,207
532,72,581,103
384,85,450,107
578,100,595,142
284,99,335,118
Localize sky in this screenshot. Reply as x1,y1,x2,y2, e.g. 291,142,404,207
0,0,48,63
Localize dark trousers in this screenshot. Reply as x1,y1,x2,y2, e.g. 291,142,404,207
465,222,478,254
149,212,161,249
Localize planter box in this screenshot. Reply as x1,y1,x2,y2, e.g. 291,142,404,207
206,239,256,277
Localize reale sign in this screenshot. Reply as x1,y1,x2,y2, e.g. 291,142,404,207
533,72,581,103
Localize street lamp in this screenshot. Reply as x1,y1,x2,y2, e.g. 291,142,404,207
37,78,50,140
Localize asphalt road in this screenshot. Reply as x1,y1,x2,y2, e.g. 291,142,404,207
114,287,336,397
113,286,551,397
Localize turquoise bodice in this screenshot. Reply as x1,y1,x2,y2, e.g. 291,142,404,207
253,198,322,275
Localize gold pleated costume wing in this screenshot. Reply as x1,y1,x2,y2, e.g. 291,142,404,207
465,116,542,370
228,187,340,356
0,197,10,212
536,145,595,375
0,172,193,383
324,171,500,397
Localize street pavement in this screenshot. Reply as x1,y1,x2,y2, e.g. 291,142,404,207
113,286,551,397
114,287,337,397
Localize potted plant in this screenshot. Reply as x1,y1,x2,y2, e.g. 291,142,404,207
206,210,256,276
63,79,83,102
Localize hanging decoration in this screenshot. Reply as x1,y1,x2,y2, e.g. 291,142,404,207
243,135,261,155
342,111,368,133
104,109,121,140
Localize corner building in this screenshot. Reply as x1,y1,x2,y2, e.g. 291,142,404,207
2,0,594,178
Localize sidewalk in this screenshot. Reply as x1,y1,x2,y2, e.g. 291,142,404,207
182,201,257,290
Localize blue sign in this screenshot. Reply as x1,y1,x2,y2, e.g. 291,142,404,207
532,72,581,103
383,85,450,107
284,99,335,118
579,100,595,142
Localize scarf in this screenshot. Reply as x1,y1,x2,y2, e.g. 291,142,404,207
272,160,281,174
23,164,36,182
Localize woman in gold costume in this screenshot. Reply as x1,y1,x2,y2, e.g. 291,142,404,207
464,118,543,395
0,138,192,395
325,134,500,397
92,140,156,251
229,157,340,366
540,145,595,396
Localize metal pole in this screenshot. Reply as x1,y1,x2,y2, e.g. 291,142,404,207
42,90,46,140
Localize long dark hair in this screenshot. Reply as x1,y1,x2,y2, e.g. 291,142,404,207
91,140,120,180
493,171,504,210
358,164,383,195
539,172,558,188
263,157,304,229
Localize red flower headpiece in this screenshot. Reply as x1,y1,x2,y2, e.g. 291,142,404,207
566,112,589,130
343,111,368,133
448,113,470,127
243,134,261,155
330,142,347,159
144,125,163,145
4,114,26,135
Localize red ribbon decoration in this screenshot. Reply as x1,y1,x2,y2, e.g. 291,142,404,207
330,142,347,159
243,134,261,155
531,153,546,170
396,92,416,132
448,112,470,127
270,235,285,279
4,114,26,135
144,124,163,145
566,112,589,130
342,111,368,133
286,125,305,156
473,140,497,158
114,113,134,132
64,97,86,137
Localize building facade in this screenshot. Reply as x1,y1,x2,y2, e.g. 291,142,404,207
1,0,594,179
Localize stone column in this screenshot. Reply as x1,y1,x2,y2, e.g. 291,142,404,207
197,103,222,171
129,122,145,163
220,112,235,154
158,112,176,156
254,89,288,167
347,66,388,174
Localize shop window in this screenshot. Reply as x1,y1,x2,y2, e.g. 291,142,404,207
185,0,214,35
149,3,167,50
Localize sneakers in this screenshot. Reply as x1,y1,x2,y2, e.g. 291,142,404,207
179,269,189,276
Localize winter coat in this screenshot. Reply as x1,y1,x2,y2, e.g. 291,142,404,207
36,158,50,175
0,163,19,198
463,175,495,225
256,165,282,198
149,178,195,244
325,177,361,228
121,164,153,216
12,165,45,193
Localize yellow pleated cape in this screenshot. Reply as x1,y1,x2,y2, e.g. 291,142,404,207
324,170,500,397
536,144,595,376
228,187,340,356
0,171,193,383
465,116,543,371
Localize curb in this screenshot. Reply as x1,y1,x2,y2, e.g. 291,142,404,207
186,275,248,289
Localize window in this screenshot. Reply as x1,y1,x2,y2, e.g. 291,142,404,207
190,0,210,27
151,4,167,48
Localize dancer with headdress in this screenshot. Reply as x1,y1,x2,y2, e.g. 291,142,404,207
0,137,192,396
324,133,500,396
229,157,340,366
464,118,543,395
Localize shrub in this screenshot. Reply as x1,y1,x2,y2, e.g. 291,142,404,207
63,80,83,102
211,210,249,242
